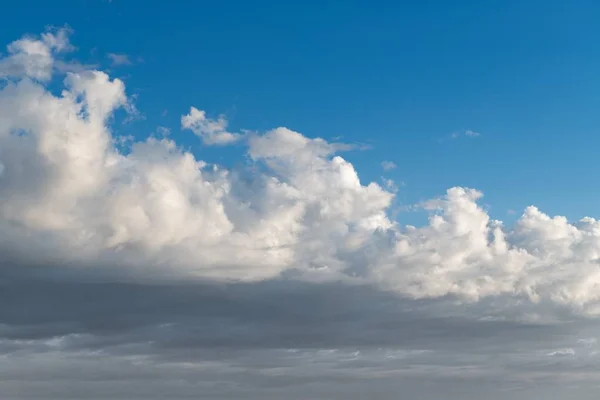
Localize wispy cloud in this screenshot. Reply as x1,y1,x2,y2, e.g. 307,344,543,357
54,60,99,73
464,129,481,137
438,129,482,143
156,126,171,137
450,129,481,139
381,161,397,171
107,53,133,66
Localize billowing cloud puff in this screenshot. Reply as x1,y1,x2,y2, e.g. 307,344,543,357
181,106,242,145
0,26,73,81
2,28,600,320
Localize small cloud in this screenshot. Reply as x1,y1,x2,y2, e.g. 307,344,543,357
507,209,517,215
382,179,397,192
381,178,403,193
156,126,170,137
161,109,168,117
545,348,575,357
451,129,481,139
121,94,144,124
107,53,133,66
578,338,597,347
443,129,482,142
464,129,481,137
181,107,242,145
381,161,397,171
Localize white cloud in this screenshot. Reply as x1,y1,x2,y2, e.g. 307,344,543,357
545,348,575,357
381,161,397,171
3,28,600,320
181,107,242,145
0,26,73,81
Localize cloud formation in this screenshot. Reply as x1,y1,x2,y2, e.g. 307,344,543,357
1,28,600,314
0,26,72,81
181,106,242,145
2,28,600,399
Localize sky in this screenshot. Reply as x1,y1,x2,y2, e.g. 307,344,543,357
3,1,600,399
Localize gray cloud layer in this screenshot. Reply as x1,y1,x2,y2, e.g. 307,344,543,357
2,28,600,399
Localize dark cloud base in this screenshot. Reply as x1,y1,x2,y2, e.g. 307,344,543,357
2,273,600,399
0,275,571,350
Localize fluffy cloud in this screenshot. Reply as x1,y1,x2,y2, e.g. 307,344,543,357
2,29,600,317
181,106,242,145
0,26,72,81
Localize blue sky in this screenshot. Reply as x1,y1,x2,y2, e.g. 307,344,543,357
5,0,600,223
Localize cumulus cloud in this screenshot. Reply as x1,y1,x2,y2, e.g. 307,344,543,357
3,27,600,399
0,26,73,81
181,107,242,145
2,28,600,315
